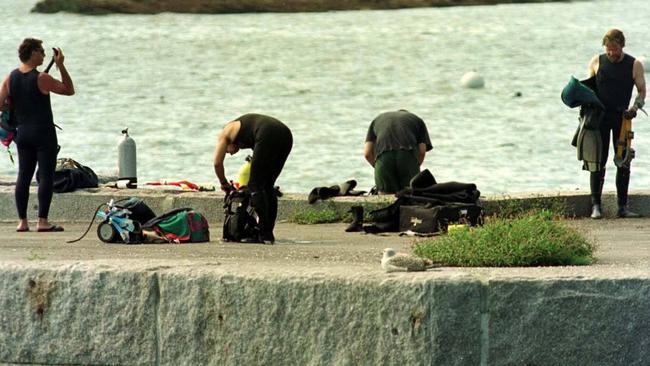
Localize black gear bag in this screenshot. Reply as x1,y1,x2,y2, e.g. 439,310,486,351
222,188,259,242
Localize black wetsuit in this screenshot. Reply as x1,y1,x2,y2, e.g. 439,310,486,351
591,54,635,207
234,113,292,241
9,69,58,219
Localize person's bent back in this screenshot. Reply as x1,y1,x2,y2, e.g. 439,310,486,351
364,110,433,194
213,113,293,244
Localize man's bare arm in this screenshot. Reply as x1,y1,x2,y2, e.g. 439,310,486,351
38,68,74,96
417,143,426,165
631,59,646,111
587,54,599,78
364,141,375,167
212,121,241,190
213,134,229,184
0,76,9,111
38,48,74,96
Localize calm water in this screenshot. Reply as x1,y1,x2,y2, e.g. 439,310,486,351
1,0,649,194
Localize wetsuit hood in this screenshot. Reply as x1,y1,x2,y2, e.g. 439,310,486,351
561,76,604,109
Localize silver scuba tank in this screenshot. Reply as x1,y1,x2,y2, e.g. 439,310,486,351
118,128,137,188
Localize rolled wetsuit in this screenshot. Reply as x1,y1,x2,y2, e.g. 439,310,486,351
234,113,292,242
9,68,58,219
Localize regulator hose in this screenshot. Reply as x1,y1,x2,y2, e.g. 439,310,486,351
67,198,132,244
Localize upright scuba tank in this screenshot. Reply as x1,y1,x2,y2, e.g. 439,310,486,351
238,155,252,188
118,128,137,188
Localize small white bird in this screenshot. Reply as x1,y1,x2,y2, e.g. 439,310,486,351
381,248,438,273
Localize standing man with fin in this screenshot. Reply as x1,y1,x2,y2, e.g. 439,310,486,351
213,113,293,244
0,38,74,232
587,29,645,219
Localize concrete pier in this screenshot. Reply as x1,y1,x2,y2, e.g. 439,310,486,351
1,186,649,365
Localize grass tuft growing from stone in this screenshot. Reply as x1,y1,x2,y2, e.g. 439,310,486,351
488,194,569,219
413,210,595,267
290,201,389,224
291,202,343,224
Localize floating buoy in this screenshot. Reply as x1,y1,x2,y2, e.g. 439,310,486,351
460,71,485,89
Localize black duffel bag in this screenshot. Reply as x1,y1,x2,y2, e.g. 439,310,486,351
399,203,484,233
37,158,99,193
222,188,259,242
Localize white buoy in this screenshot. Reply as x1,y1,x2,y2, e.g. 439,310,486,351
460,71,485,89
637,56,650,72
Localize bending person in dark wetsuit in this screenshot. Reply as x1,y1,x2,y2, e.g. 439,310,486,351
0,38,75,232
213,113,293,244
586,29,646,219
364,110,433,194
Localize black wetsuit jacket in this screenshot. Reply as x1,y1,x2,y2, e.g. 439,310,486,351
9,68,57,148
232,113,293,239
596,53,635,114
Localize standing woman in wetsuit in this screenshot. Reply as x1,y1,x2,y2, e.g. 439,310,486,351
213,113,293,244
0,38,75,232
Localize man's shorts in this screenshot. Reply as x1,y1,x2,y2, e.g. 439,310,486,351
374,149,419,193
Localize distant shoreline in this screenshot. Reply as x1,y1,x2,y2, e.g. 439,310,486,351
32,0,577,15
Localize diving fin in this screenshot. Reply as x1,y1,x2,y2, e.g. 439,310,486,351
614,115,635,169
410,169,437,190
308,185,341,204
337,180,357,196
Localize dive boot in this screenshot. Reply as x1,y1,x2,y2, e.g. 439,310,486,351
617,206,641,218
590,204,602,220
260,232,275,245
241,232,275,244
240,236,264,244
345,206,364,232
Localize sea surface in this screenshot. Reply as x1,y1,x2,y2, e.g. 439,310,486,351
1,0,649,194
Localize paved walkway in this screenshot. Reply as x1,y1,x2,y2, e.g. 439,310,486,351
2,218,649,366
2,218,649,275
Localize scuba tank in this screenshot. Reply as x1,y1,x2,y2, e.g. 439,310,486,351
118,128,137,188
237,155,252,187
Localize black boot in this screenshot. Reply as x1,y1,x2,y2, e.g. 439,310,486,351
345,206,364,232
617,206,641,218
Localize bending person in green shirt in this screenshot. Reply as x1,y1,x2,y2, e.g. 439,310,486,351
364,110,433,194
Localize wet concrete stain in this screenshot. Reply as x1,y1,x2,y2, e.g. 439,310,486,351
27,275,54,321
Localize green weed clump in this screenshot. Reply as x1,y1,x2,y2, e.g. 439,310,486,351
413,210,595,267
490,195,569,219
291,202,342,224
291,201,389,225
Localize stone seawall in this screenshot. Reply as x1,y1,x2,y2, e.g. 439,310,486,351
1,188,650,365
31,0,573,15
2,263,649,365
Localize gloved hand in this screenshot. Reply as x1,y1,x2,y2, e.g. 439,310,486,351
0,97,11,112
623,109,637,119
220,181,234,193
